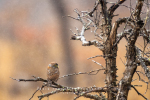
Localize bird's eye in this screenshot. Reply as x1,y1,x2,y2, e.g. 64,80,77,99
55,64,58,67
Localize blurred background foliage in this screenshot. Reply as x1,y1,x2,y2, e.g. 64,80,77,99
0,0,149,100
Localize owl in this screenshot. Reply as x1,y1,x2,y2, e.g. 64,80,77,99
47,62,60,85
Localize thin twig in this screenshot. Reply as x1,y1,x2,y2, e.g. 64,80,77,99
59,68,105,79
92,60,105,68
29,84,47,100
87,55,104,59
131,85,148,100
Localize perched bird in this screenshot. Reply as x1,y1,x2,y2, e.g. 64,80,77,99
47,62,60,85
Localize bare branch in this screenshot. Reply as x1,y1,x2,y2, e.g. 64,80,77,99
74,94,101,100
136,47,150,81
87,55,104,59
10,76,47,82
38,86,109,100
10,76,67,88
108,0,126,17
71,26,102,47
99,0,108,24
112,17,135,47
88,1,100,17
131,85,148,100
29,84,47,100
59,68,105,79
142,0,149,28
91,60,105,69
135,71,149,94
133,0,144,20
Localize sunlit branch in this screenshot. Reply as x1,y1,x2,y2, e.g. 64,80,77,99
59,68,105,79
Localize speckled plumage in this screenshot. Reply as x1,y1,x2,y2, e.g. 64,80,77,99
47,62,59,83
